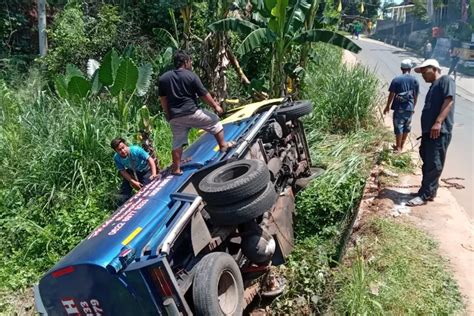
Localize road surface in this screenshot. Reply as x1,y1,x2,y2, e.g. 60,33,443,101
353,37,473,220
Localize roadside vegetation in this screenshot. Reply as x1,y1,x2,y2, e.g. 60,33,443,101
270,44,385,314
0,1,465,314
270,45,463,315
328,218,464,315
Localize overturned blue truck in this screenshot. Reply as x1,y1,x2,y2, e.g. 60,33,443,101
34,99,318,315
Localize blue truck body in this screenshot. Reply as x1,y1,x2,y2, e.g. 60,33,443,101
35,99,313,315
35,110,267,315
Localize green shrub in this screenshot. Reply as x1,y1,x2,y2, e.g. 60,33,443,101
89,5,121,58
42,4,122,74
42,4,89,74
273,236,335,314
378,147,414,173
272,44,384,314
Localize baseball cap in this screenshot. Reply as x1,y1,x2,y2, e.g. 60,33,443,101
400,59,414,69
414,59,440,73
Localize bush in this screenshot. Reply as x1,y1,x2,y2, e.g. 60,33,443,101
42,4,89,74
42,4,121,74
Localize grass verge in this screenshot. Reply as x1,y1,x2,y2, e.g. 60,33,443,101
327,217,464,315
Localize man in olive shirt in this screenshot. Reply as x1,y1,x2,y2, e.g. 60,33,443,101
408,59,456,206
159,51,234,175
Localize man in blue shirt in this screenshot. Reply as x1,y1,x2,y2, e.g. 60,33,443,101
111,137,158,204
384,59,420,153
407,59,455,206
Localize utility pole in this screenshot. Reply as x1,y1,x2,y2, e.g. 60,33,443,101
38,0,47,56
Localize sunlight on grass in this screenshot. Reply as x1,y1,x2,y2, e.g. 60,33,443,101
328,218,464,315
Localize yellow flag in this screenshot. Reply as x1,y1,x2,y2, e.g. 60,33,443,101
360,2,365,13
337,0,342,12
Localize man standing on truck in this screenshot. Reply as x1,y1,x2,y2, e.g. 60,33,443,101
407,59,455,206
383,59,419,153
159,50,235,176
111,137,158,204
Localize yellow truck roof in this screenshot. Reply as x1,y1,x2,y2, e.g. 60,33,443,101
221,98,284,124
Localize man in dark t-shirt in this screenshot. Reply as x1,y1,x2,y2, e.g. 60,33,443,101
159,51,234,175
407,59,456,206
384,59,419,153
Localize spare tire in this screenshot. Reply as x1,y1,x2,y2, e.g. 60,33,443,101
193,252,244,316
198,159,270,206
275,100,313,120
206,183,277,225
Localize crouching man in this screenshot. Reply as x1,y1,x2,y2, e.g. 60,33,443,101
111,137,158,205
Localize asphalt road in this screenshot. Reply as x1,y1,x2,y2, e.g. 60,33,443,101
353,38,473,220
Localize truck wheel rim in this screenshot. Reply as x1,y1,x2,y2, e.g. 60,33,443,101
217,269,238,314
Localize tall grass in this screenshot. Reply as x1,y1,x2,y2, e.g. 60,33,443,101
328,219,464,314
0,70,174,293
302,44,381,134
296,130,381,238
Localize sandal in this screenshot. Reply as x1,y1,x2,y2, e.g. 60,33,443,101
171,170,183,176
409,192,435,201
406,196,427,206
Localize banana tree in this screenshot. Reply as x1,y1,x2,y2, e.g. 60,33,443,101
54,48,153,123
209,0,361,96
99,49,153,123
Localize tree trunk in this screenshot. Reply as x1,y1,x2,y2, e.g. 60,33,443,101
201,33,228,104
300,0,319,69
226,48,250,85
38,0,47,56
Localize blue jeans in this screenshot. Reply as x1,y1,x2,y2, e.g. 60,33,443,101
393,110,413,135
117,168,152,206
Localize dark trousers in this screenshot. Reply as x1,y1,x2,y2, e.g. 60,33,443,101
418,133,452,200
448,57,459,75
117,168,152,206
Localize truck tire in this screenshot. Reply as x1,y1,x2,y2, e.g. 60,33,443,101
276,100,313,120
193,252,244,316
206,183,277,225
198,159,270,206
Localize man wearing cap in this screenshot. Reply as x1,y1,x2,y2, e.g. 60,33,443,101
384,59,419,153
407,59,456,206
